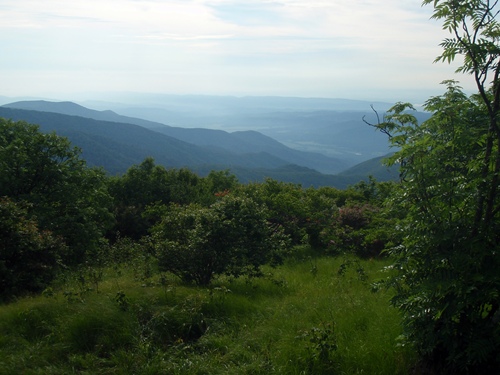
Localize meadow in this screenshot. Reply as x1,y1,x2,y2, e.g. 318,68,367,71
0,251,415,374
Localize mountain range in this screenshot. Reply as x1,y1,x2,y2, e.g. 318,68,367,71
0,98,403,188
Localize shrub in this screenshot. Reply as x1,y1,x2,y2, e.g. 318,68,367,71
240,179,310,246
0,197,66,300
148,195,289,285
0,118,113,265
321,204,390,258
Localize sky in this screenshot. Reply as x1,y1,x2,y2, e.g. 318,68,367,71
0,0,477,104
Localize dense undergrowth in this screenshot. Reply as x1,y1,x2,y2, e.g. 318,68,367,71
0,251,415,374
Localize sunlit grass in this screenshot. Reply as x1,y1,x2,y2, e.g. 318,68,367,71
0,254,416,374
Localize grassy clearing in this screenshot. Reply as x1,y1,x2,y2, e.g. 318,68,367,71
0,254,415,374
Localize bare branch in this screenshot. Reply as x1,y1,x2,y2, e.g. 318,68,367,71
362,105,392,139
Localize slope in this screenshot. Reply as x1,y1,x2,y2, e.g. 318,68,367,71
4,101,347,174
150,127,347,174
0,107,292,175
4,100,167,129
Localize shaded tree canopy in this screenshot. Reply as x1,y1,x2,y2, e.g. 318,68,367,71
0,118,113,264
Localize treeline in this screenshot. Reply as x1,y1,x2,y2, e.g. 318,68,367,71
0,117,395,300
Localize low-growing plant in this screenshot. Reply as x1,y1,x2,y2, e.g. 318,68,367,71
135,293,208,350
297,321,339,373
115,290,129,311
337,256,368,282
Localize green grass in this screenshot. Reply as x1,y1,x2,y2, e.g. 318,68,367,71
0,255,416,374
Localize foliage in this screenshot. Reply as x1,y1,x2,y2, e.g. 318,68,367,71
372,0,500,369
239,179,311,246
321,204,386,258
108,158,239,240
381,88,500,374
0,197,67,300
148,195,290,285
202,169,239,204
0,118,113,264
99,154,392,269
108,158,201,240
236,178,393,257
303,186,349,248
239,179,363,249
297,321,338,372
316,180,398,258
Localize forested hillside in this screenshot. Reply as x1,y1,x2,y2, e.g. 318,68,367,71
1,100,354,175
0,105,393,187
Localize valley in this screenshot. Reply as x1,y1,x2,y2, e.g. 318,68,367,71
0,95,414,188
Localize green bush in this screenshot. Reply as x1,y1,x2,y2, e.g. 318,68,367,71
149,195,290,285
320,203,390,258
0,118,113,265
0,197,66,300
108,159,239,241
240,179,311,246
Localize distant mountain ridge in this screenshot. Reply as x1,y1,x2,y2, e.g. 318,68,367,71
104,100,402,164
149,127,347,174
5,97,402,166
3,100,168,129
0,107,302,174
0,100,399,188
82,93,394,113
3,100,347,174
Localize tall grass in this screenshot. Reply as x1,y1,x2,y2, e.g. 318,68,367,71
0,255,415,374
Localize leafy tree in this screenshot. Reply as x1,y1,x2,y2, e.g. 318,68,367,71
108,158,236,240
372,1,500,371
0,197,67,300
0,118,113,264
148,195,289,285
240,179,311,246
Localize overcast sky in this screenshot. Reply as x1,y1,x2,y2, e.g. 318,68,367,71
0,0,475,104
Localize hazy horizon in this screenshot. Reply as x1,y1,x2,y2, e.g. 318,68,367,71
0,0,478,105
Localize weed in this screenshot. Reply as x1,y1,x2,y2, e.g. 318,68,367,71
115,290,129,311
309,257,319,278
297,321,339,372
337,255,368,282
63,290,84,303
209,286,232,307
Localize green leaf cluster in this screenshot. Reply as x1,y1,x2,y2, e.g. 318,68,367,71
378,82,500,372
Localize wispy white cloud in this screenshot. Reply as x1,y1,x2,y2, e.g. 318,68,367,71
0,0,471,101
